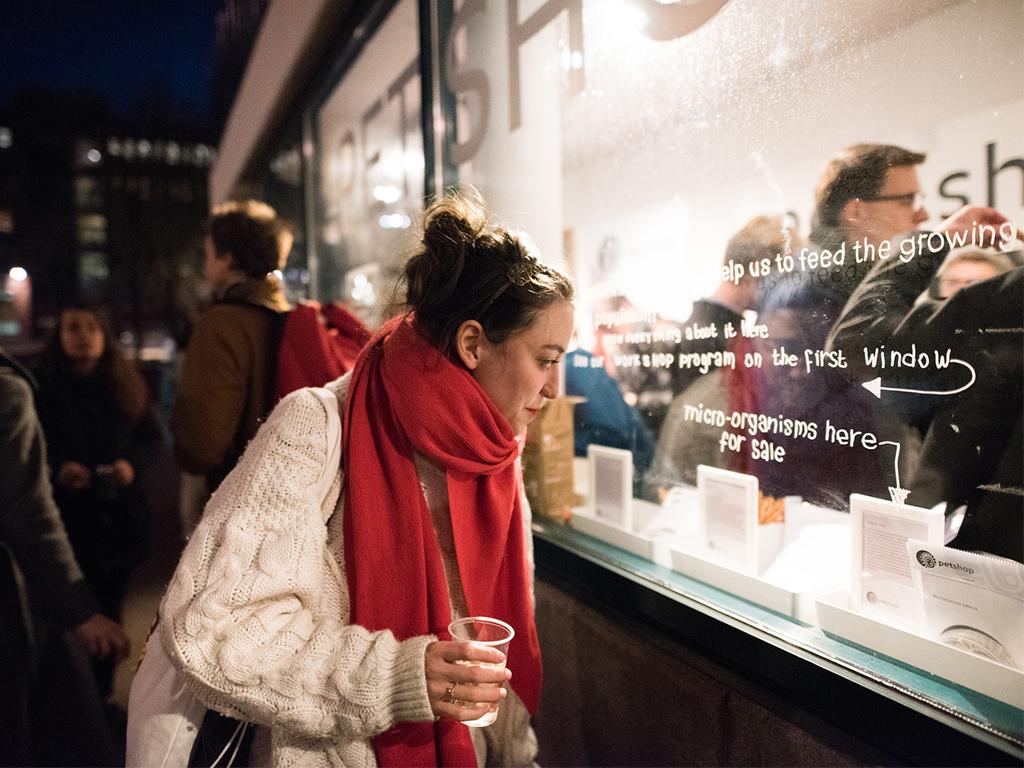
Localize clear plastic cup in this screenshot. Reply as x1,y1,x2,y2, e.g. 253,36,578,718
447,616,514,727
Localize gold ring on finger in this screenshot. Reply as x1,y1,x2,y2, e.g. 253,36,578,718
444,682,456,702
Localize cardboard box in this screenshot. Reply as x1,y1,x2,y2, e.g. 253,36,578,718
522,397,582,521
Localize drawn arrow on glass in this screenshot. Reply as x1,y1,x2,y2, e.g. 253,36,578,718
878,440,910,504
862,358,976,399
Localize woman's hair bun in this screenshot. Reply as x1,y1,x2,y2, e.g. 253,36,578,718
401,192,574,361
404,196,488,315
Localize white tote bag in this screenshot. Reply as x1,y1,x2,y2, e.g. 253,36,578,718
126,388,342,767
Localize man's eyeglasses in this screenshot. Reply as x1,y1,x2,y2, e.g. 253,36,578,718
861,191,926,211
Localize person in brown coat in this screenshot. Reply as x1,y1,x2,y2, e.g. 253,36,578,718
172,201,292,525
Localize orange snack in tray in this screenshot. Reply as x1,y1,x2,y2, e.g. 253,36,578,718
758,491,785,525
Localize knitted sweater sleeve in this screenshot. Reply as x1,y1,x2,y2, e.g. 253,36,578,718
159,383,436,741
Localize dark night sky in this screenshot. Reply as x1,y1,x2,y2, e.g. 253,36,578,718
0,0,221,125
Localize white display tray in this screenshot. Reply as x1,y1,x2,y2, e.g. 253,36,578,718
570,499,680,568
668,545,830,624
816,591,1024,709
668,502,850,624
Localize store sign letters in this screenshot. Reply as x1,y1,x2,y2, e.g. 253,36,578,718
446,0,730,164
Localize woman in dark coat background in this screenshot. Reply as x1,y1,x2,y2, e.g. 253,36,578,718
35,304,153,699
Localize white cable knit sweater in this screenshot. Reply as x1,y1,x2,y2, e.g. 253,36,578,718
160,374,537,767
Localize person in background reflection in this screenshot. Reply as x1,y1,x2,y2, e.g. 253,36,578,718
35,304,152,701
643,215,799,496
829,227,1023,561
566,347,655,477
769,143,932,333
172,200,292,531
673,214,799,398
930,246,1014,300
1,344,129,765
752,144,1010,506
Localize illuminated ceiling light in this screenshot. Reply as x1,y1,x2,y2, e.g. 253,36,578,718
373,184,403,204
403,151,425,173
86,149,102,163
9,266,27,282
594,0,648,37
0,127,12,149
769,44,792,69
559,48,585,71
378,213,411,230
322,223,341,245
352,282,375,304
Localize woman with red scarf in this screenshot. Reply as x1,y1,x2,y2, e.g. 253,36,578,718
152,195,574,767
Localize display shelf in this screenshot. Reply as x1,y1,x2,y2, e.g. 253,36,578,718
668,546,836,625
569,499,681,566
817,591,1024,709
532,516,1024,761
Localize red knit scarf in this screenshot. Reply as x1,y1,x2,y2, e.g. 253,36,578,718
342,314,542,767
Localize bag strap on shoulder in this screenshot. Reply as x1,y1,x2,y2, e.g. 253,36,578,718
308,387,342,523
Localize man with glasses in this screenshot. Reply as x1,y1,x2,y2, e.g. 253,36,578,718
822,149,1021,560
812,143,929,253
751,143,1012,507
760,144,938,343
767,141,1010,338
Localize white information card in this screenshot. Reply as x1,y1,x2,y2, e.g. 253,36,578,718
587,444,633,531
907,540,1024,671
850,494,944,626
697,465,758,575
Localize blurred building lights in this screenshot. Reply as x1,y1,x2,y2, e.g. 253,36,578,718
1,267,31,339
0,127,12,149
86,148,102,163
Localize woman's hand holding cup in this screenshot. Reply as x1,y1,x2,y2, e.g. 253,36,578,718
425,639,510,722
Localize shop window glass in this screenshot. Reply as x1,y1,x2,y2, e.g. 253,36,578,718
442,0,1023,512
259,117,309,304
314,0,423,324
437,0,1024,700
